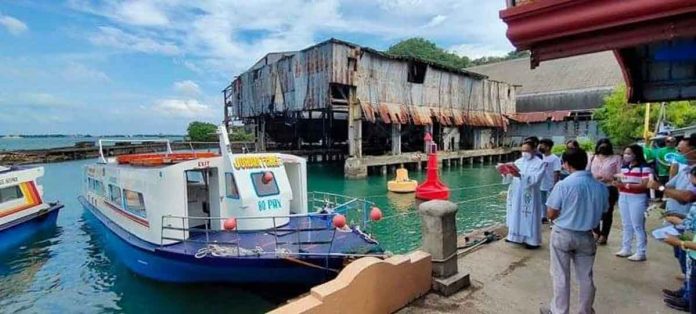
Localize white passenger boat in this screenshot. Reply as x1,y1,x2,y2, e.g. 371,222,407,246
78,126,383,283
0,165,63,251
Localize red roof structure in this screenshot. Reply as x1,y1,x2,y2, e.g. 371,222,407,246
500,0,696,103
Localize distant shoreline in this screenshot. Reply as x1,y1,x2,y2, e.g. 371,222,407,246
1,134,185,138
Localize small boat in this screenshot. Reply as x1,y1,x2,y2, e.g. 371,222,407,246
0,165,63,251
79,126,383,284
387,167,418,193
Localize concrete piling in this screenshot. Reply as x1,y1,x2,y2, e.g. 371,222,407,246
418,200,470,296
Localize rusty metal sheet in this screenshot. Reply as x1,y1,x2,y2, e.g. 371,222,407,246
508,110,571,123
360,101,376,122
410,106,432,125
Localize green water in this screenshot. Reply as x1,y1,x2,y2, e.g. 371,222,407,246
307,163,507,253
0,159,505,313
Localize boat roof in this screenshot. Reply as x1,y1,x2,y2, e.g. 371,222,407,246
0,165,35,174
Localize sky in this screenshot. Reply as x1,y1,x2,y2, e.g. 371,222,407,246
0,0,513,135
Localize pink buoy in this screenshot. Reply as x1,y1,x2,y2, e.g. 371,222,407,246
223,217,237,230
370,207,383,221
262,171,274,184
332,214,346,229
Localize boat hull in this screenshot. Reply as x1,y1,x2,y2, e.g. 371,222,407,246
0,203,62,252
80,196,347,284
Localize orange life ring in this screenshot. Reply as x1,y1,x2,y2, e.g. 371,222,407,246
116,152,218,166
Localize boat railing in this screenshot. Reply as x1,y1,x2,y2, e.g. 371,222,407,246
307,191,374,230
97,139,173,163
159,193,377,258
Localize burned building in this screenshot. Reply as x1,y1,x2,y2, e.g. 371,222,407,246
223,39,517,177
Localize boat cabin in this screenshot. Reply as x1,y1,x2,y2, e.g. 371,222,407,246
83,140,308,245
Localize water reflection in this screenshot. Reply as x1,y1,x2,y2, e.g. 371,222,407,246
0,225,61,310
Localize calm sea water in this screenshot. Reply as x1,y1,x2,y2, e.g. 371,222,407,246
0,156,505,313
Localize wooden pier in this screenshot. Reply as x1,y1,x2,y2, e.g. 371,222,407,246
345,147,519,178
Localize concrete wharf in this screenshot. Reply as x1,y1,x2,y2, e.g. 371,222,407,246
400,210,681,314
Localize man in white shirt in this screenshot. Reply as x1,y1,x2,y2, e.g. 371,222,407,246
539,139,562,223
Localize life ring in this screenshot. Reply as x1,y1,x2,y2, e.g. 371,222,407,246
116,152,218,166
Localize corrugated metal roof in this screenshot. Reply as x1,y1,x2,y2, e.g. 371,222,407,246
508,111,572,123
466,51,624,95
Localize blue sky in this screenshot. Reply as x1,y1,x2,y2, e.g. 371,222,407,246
0,0,513,135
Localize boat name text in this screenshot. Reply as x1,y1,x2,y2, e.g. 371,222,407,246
258,198,281,211
0,176,18,186
233,156,281,170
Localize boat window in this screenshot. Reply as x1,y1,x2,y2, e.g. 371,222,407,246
250,172,279,197
186,171,205,184
225,173,239,198
123,189,147,218
95,181,106,197
108,184,122,206
0,185,23,203
89,178,106,197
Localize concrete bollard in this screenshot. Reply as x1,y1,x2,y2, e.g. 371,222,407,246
418,200,471,296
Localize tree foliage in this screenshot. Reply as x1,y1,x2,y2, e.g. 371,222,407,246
470,51,531,66
187,121,218,142
229,126,254,142
386,38,529,69
387,38,471,69
594,85,696,147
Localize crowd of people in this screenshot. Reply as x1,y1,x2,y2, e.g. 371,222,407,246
501,134,696,313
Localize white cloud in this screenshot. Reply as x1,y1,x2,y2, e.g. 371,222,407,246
0,92,75,109
0,14,28,35
62,63,110,82
422,15,447,28
449,43,510,59
173,80,201,96
151,99,214,118
89,26,180,55
116,1,169,26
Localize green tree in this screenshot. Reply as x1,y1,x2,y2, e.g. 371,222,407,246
187,121,218,142
229,126,253,142
594,85,696,146
387,38,471,69
386,38,529,69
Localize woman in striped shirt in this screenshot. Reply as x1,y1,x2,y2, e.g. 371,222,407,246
614,144,652,261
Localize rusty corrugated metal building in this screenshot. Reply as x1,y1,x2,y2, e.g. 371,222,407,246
223,38,517,163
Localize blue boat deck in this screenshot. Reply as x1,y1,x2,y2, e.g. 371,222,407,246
160,215,382,258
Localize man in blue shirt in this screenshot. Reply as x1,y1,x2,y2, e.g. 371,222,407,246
540,148,609,314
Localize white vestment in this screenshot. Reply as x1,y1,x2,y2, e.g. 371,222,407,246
505,156,545,246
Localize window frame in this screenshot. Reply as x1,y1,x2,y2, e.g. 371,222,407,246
123,189,147,219
225,172,240,199
249,171,280,198
108,184,123,207
0,185,24,204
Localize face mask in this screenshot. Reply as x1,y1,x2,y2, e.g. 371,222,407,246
623,154,634,163
522,152,533,160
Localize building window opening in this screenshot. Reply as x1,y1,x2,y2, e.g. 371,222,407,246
407,61,427,84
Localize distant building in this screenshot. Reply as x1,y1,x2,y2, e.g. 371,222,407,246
223,39,518,177
468,51,624,146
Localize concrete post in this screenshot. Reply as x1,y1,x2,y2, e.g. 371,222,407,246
418,200,470,296
391,123,402,155
348,90,362,158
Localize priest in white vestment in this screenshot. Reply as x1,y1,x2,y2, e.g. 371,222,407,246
505,141,546,248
